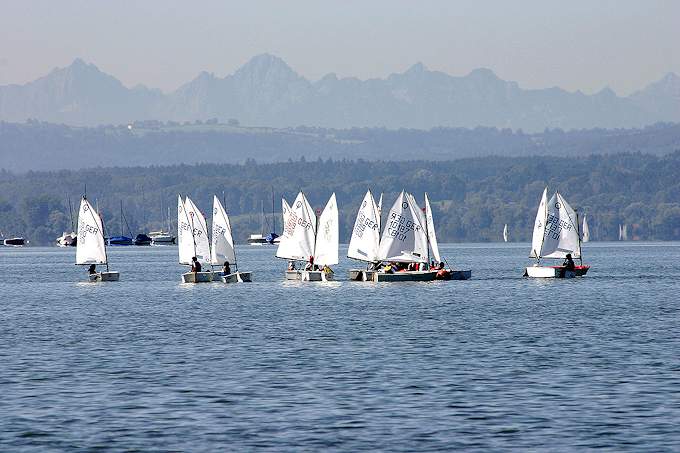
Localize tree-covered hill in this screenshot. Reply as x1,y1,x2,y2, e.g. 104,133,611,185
1,152,679,245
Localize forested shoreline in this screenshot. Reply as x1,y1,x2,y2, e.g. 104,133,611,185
1,152,679,245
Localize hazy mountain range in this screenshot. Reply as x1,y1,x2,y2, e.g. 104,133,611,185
0,54,679,131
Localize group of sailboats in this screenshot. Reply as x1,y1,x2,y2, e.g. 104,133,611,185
347,190,470,282
177,195,252,283
275,192,339,281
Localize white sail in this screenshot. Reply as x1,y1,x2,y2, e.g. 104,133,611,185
379,191,426,262
529,188,548,259
314,193,339,266
503,224,509,242
276,192,316,261
540,192,580,259
622,224,628,241
211,196,236,265
184,196,211,264
282,198,291,230
347,190,381,262
76,197,107,265
424,193,441,263
581,215,590,243
377,193,383,230
177,195,195,265
406,193,429,262
618,224,623,241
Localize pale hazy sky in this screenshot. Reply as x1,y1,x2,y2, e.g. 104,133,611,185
1,0,678,95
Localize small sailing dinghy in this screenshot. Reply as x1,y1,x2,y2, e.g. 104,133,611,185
276,192,338,282
348,190,382,281
503,224,509,242
76,196,119,282
211,195,252,283
581,215,590,243
178,195,213,283
524,188,590,278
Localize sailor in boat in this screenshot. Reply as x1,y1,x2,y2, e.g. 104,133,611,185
322,264,334,277
560,253,576,277
222,261,231,276
435,262,451,280
191,256,202,273
305,256,317,271
88,264,97,276
288,260,296,271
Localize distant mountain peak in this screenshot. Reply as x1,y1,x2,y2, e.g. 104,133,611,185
406,62,427,74
467,67,499,81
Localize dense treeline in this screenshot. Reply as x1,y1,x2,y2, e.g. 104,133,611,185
2,120,680,172
1,152,679,245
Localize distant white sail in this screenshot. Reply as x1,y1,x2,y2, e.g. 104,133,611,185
529,188,548,259
184,196,211,264
581,215,590,243
276,192,316,261
618,224,623,241
177,195,195,265
540,192,581,259
424,193,441,263
211,196,236,265
314,193,339,266
76,197,107,265
347,190,381,262
622,224,628,241
503,224,509,243
379,191,426,262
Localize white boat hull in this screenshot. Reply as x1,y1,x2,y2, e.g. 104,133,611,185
182,271,214,283
524,266,576,278
219,271,253,283
349,269,438,282
89,271,120,282
286,270,333,281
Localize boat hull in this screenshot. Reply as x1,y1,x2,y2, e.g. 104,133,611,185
89,271,120,282
350,270,437,282
524,265,589,278
182,271,214,283
3,238,26,247
220,272,253,283
286,270,333,281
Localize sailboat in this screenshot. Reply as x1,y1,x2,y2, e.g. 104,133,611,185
211,195,252,283
503,224,509,242
276,192,338,281
619,224,629,241
57,195,77,247
108,201,133,245
76,196,119,281
178,195,213,283
524,187,590,278
347,189,382,280
581,215,590,243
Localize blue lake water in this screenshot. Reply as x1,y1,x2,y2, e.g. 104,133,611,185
2,243,680,451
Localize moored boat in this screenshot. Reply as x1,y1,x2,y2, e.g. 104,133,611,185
3,237,27,247
524,187,590,278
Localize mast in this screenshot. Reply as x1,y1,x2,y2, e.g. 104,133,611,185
224,192,239,272
271,186,276,234
576,209,583,265
93,197,110,272
67,195,74,232
536,189,549,264
424,192,430,269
